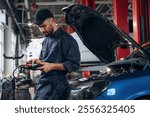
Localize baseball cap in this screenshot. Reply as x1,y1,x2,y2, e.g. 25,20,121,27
33,8,54,25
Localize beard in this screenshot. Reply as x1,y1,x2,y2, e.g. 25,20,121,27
45,28,54,37
45,30,53,37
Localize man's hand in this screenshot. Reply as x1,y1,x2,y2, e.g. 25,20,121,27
23,59,43,69
25,59,65,73
37,62,54,73
26,59,42,65
38,62,65,73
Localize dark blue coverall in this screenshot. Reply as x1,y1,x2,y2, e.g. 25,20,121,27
34,27,80,100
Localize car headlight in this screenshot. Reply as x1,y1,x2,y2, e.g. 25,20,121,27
69,81,109,99
88,81,110,99
106,67,111,73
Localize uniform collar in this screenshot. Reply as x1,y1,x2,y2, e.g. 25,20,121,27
51,27,63,38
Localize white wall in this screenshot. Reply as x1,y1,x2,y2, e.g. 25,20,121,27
0,28,4,78
26,38,44,60
71,32,99,63
0,10,6,78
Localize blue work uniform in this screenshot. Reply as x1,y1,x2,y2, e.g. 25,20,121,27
34,27,80,100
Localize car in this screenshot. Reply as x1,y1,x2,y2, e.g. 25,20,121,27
62,4,150,100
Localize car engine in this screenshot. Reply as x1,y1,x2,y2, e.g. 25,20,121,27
68,56,150,100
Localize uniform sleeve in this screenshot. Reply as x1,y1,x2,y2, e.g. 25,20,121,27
62,36,81,72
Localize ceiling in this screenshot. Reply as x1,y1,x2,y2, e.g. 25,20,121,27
10,0,132,41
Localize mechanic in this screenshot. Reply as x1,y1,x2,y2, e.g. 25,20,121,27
26,8,80,100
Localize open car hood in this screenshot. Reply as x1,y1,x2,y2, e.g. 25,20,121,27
62,4,149,63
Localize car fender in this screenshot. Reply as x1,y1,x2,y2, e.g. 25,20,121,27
95,75,150,100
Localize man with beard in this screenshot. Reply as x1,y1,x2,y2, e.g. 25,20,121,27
26,9,80,100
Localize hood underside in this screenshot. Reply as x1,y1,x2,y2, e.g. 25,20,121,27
62,4,130,63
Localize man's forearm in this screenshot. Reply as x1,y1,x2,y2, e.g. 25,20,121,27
38,62,65,73
52,63,65,71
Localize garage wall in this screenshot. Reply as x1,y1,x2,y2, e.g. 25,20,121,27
0,1,22,77
0,1,6,77
0,27,4,77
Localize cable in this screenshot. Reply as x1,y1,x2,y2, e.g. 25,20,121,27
13,65,23,79
143,60,149,70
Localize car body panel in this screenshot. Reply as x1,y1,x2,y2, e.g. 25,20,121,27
95,70,150,100
62,4,128,63
68,68,150,100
